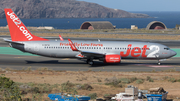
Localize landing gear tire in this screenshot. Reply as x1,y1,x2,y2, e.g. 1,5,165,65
88,61,94,65
157,60,161,65
87,59,94,65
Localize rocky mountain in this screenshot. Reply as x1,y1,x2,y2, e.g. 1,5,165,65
0,0,150,19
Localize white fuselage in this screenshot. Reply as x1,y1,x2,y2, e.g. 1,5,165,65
11,40,176,60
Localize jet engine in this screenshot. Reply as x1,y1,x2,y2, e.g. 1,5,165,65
103,54,121,63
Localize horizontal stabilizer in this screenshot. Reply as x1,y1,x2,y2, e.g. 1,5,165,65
3,38,24,45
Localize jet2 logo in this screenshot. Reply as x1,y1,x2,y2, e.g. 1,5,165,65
120,44,160,58
120,44,147,57
7,12,33,40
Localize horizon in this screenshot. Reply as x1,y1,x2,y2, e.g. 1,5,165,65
77,0,180,12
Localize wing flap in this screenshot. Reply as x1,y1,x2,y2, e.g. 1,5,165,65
81,51,105,58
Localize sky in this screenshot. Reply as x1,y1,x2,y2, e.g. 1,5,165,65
77,0,180,12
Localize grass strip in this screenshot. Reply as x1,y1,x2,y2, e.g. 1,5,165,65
0,47,37,56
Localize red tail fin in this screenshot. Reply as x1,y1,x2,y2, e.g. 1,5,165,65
4,8,48,41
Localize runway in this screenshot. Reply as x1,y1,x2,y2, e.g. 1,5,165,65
0,38,180,71
0,54,180,71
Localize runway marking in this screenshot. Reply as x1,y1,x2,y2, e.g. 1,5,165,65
135,64,173,68
14,57,27,58
122,60,145,63
61,58,70,60
148,65,173,68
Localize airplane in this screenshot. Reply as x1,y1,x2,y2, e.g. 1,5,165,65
3,8,177,65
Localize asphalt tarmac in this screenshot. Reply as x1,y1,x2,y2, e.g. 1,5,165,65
0,37,180,71
0,54,180,71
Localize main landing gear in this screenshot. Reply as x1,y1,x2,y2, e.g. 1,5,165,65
87,59,94,65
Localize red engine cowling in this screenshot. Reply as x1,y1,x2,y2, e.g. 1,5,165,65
104,54,121,63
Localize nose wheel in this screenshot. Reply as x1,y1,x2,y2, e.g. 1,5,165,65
157,60,161,65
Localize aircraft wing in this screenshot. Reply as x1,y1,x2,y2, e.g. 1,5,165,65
81,51,105,58
68,39,105,58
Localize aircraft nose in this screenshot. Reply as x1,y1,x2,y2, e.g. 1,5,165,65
171,50,177,56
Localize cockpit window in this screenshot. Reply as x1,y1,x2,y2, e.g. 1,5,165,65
164,48,169,50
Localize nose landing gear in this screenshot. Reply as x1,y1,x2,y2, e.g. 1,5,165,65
157,59,160,65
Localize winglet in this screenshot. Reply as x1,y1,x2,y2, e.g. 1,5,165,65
59,35,64,41
4,8,48,41
68,39,78,51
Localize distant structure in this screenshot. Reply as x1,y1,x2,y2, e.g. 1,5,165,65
80,21,115,30
146,21,167,30
131,25,138,29
175,24,180,30
37,26,54,30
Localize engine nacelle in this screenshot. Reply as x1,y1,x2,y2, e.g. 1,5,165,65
104,54,121,63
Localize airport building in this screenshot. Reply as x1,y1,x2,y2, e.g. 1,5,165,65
146,21,167,30
80,21,115,30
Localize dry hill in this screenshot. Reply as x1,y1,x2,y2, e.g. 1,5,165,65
0,0,150,18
